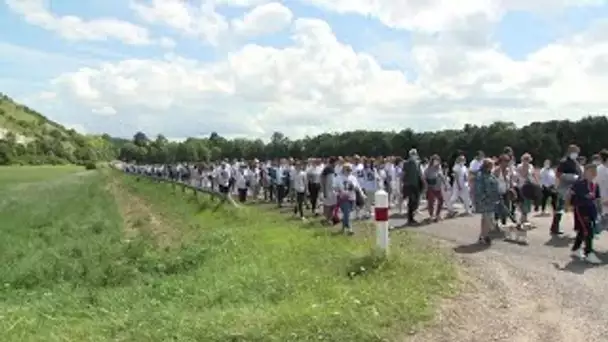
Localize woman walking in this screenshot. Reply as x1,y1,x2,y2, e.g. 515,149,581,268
516,153,539,226
424,155,446,221
475,159,500,244
335,163,365,235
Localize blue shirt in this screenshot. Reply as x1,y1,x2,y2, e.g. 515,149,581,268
268,167,277,184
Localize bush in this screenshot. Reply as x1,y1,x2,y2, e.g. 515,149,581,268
84,162,97,170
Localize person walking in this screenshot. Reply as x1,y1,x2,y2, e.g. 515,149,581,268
447,154,473,217
401,149,424,226
424,154,446,221
475,158,500,245
551,145,582,235
570,163,601,264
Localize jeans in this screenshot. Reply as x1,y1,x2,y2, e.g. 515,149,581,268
293,191,306,217
339,200,354,230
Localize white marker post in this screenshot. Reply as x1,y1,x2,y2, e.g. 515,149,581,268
374,189,390,254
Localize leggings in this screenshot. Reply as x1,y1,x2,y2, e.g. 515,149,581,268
426,188,443,217
540,186,557,212
293,192,306,217
572,209,594,255
308,182,321,213
277,185,287,206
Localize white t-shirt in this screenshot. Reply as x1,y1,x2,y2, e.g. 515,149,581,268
362,168,378,191
469,159,482,173
334,164,343,176
247,167,259,185
385,163,396,181
355,163,365,184
289,165,297,184
236,169,248,189
293,170,307,193
323,172,337,206
539,167,556,187
307,165,323,184
515,163,535,188
377,168,387,189
217,167,231,187
334,174,361,201
453,164,469,189
596,164,608,213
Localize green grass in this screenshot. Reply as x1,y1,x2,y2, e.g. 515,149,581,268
0,169,457,342
0,165,84,188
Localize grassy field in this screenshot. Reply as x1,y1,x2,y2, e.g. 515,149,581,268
0,167,457,342
0,165,85,188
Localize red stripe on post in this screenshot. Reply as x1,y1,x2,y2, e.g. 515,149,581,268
374,207,389,222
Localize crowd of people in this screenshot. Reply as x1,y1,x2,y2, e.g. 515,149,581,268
122,144,608,264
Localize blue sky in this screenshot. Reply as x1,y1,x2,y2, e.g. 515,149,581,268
0,0,607,139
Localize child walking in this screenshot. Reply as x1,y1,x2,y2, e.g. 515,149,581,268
570,164,602,264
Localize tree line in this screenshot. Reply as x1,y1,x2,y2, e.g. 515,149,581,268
2,114,606,166
117,116,608,165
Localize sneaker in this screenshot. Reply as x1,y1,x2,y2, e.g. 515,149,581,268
585,252,602,264
571,249,585,259
446,211,458,218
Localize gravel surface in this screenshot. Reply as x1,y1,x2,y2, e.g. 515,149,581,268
390,205,608,342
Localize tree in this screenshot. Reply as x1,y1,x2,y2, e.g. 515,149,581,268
116,116,608,165
133,132,149,147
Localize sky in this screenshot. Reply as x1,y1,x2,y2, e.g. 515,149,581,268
0,0,607,141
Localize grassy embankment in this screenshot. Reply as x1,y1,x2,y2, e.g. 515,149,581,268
0,166,457,342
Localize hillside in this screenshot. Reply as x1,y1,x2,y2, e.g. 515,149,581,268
0,93,116,165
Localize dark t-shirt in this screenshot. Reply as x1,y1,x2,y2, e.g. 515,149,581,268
321,165,334,177
571,179,600,220
557,157,580,176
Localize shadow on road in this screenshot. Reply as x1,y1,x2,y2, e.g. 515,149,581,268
453,243,490,254
552,251,608,274
544,235,575,248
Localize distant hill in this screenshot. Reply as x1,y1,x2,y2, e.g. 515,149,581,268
0,93,117,165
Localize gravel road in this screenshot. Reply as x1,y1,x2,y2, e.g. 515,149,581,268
391,205,608,342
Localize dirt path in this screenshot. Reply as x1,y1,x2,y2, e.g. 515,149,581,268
106,176,176,246
392,208,608,342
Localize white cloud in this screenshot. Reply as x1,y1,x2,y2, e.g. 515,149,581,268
131,0,292,43
130,0,229,45
5,0,164,45
159,37,177,49
298,0,605,32
232,2,293,37
38,91,56,100
8,1,608,140
214,0,272,7
92,106,117,116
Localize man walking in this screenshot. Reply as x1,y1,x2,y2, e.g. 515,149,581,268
551,144,582,235
402,149,424,226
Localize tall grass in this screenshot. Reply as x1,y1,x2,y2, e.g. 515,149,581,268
0,169,456,342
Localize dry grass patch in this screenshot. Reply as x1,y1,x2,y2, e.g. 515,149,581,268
106,175,176,247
